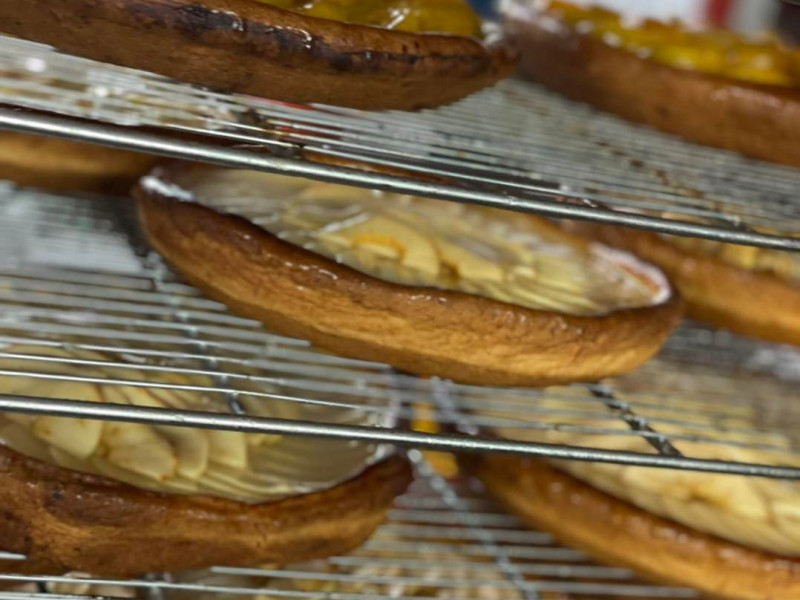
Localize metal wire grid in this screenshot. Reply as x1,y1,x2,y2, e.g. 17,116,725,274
0,451,698,600
0,35,799,250
1,184,800,478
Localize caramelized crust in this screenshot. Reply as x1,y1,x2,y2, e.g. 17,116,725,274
565,222,800,346
503,11,800,167
0,0,517,110
0,132,159,193
466,454,800,600
0,446,411,576
135,171,682,387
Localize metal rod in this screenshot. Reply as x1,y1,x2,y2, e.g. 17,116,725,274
0,109,798,250
0,394,798,478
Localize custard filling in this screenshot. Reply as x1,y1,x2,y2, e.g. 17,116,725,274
540,0,800,87
0,346,385,503
151,169,668,317
253,0,483,37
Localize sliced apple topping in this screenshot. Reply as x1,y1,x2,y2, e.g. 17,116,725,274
208,430,249,470
478,381,800,557
32,416,103,460
98,421,177,481
0,345,375,503
187,171,663,316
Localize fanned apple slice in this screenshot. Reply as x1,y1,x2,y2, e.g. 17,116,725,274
89,455,199,495
434,237,504,282
157,427,209,481
31,414,103,460
50,446,98,473
100,422,176,481
208,430,249,471
337,215,441,278
110,385,210,480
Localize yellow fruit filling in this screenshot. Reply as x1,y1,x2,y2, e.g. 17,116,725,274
253,0,483,37
159,169,668,317
543,1,800,87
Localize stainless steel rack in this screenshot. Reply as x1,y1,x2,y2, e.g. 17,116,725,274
0,451,698,600
1,35,800,250
1,183,799,479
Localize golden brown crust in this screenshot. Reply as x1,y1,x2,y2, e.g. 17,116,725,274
565,222,800,346
134,165,683,386
465,454,800,600
0,0,517,110
503,9,800,167
0,132,159,193
0,445,411,576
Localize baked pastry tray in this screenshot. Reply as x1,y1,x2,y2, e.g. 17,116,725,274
0,452,699,600
0,35,798,251
0,182,799,480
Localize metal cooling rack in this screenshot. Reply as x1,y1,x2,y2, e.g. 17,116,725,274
1,183,800,478
0,451,698,600
0,35,800,250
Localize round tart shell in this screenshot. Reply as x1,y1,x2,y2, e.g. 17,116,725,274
0,0,517,110
565,222,800,346
0,132,159,193
0,445,411,576
465,454,800,600
503,10,800,167
134,166,683,387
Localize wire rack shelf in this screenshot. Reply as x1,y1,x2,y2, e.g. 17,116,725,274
0,451,699,600
1,183,800,478
0,35,799,250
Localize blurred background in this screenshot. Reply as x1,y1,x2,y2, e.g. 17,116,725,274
472,0,800,41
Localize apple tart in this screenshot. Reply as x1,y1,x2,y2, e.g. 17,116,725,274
135,165,682,386
0,345,411,576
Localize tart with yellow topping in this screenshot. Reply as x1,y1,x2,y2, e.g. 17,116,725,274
564,221,800,346
502,0,800,166
0,0,516,110
135,165,682,386
0,345,411,576
463,371,800,600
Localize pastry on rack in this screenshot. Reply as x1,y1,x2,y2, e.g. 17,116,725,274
0,0,516,110
501,0,800,167
0,131,159,193
562,221,800,346
135,164,683,387
463,367,800,600
0,345,411,576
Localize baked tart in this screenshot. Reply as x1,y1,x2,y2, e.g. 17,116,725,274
0,131,160,193
502,0,800,167
464,370,800,600
564,222,800,346
0,345,411,576
135,165,682,387
0,0,516,110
